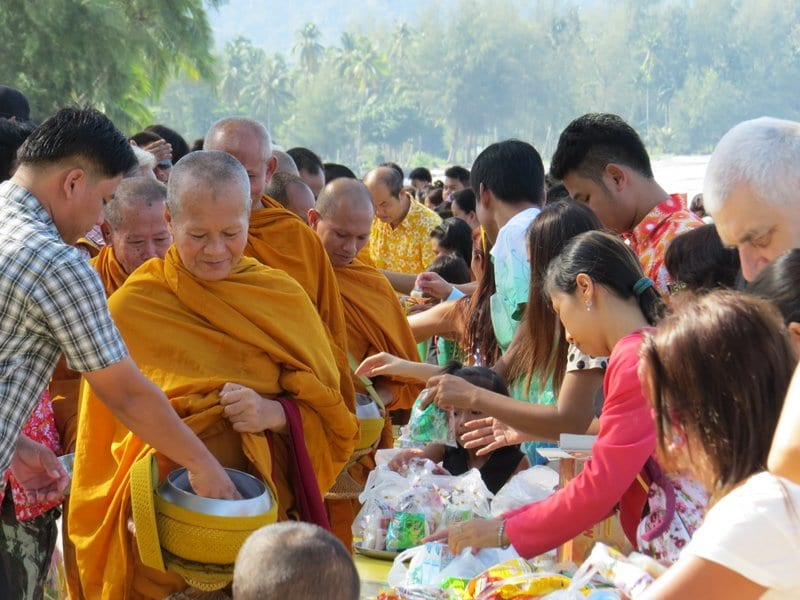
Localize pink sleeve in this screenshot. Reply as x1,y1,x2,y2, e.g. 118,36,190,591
503,334,656,558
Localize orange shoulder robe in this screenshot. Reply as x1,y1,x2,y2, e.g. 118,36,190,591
89,245,129,298
246,195,356,412
68,247,358,599
327,258,424,547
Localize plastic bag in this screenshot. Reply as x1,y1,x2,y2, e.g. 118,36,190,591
543,543,655,599
354,463,494,551
491,466,559,517
401,389,457,447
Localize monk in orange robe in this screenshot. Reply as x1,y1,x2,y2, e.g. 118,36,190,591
309,178,424,547
90,177,171,297
204,118,356,412
69,151,358,599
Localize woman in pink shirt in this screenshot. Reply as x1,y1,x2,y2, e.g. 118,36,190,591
427,230,664,557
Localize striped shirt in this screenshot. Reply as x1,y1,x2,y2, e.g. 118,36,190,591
0,181,127,472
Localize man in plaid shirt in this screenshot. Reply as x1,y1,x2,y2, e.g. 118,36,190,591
0,107,239,586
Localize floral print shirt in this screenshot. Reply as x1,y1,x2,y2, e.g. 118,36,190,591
627,194,703,294
369,200,442,275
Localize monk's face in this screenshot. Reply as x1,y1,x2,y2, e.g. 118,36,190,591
311,200,373,267
107,200,171,274
205,132,271,209
168,183,249,281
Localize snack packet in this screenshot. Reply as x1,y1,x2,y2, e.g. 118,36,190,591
386,512,429,551
403,389,457,447
466,558,533,598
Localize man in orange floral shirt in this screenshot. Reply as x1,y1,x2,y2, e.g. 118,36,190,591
550,113,702,293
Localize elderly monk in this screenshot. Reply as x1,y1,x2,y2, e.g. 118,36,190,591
53,178,172,450
69,151,359,599
91,177,172,296
204,117,356,411
309,179,424,546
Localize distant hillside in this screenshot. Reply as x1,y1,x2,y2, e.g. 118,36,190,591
207,0,437,56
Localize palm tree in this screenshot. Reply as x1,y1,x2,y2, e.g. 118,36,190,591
247,53,294,131
293,22,324,77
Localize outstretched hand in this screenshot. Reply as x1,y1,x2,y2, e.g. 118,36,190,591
11,435,69,504
415,272,453,300
423,517,506,554
461,416,521,456
425,374,477,411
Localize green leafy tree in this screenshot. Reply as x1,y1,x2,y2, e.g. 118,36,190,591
0,0,221,131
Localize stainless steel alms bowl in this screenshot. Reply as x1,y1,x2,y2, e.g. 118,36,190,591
58,453,75,495
156,468,272,518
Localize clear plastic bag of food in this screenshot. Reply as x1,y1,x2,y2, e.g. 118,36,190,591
400,389,457,447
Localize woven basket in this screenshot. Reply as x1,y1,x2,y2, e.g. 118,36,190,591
130,455,277,587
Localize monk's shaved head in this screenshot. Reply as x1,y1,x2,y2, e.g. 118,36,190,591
206,118,272,160
204,118,277,208
104,177,166,229
273,148,299,175
316,178,375,220
166,151,250,217
310,179,374,267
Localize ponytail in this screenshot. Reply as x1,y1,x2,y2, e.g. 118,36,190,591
545,230,666,325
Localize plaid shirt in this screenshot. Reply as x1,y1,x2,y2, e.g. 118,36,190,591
0,181,127,472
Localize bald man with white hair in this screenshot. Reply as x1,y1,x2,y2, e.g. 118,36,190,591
704,117,800,281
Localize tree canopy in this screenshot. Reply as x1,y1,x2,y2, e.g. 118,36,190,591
4,0,798,166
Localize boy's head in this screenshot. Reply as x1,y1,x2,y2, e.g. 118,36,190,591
233,522,359,600
549,113,654,235
441,361,509,444
426,254,471,285
470,140,545,242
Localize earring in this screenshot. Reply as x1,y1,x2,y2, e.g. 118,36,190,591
585,300,593,311
668,433,685,449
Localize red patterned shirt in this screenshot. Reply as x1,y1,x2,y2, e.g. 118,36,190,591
3,390,63,520
627,194,703,293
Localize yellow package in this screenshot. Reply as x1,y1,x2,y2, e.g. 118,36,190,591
466,559,532,598
474,573,572,599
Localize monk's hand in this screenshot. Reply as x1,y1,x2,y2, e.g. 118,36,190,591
220,383,288,434
187,459,242,500
11,434,69,504
423,517,505,555
461,416,520,456
425,375,477,411
415,272,453,300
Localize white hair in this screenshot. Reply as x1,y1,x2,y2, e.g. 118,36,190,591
704,117,800,214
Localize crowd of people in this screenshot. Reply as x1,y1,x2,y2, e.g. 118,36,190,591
0,81,799,599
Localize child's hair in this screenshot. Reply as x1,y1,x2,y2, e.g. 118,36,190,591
430,217,474,265
664,224,740,292
441,360,509,396
233,522,359,600
545,230,665,325
426,254,471,285
746,248,800,325
504,200,602,391
640,291,795,498
448,230,501,365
